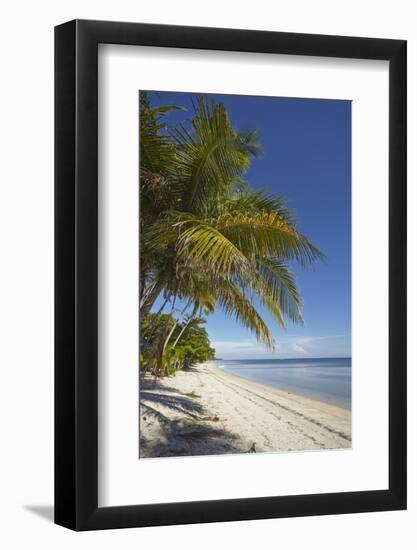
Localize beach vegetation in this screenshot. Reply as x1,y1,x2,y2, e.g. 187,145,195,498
140,312,215,376
139,91,323,376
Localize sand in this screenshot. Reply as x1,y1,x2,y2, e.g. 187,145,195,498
139,361,351,458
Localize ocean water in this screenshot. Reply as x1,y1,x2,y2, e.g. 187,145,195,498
219,357,351,409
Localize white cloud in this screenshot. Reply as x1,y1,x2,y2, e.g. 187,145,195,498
211,340,272,357
292,342,307,354
211,333,350,359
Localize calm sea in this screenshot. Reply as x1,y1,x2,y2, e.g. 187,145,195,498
219,357,351,410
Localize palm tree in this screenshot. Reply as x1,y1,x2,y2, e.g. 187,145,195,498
140,95,323,351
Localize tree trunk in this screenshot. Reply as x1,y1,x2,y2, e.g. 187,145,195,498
140,278,165,319
172,303,199,348
162,299,192,354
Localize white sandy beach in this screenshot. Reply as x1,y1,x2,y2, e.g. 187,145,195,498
139,361,351,458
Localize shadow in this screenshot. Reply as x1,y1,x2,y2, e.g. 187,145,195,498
140,410,245,458
140,370,205,388
182,365,203,373
24,505,54,523
139,397,245,458
139,371,247,458
139,378,184,394
140,390,204,417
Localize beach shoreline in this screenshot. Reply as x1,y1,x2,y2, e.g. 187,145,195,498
212,359,351,410
139,360,351,458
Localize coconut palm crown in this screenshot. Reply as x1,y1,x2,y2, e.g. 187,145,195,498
140,93,324,350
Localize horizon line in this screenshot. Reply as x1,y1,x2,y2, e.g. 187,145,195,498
214,355,352,361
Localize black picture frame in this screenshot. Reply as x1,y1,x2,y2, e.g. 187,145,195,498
55,19,407,531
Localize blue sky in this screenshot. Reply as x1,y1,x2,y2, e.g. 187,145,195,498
147,91,351,359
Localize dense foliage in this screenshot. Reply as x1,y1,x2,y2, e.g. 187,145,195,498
140,313,215,376
139,91,323,376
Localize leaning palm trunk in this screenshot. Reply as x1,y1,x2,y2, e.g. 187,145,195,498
140,96,324,360
142,294,170,345
162,299,192,354
140,279,165,318
172,304,199,348
172,316,193,349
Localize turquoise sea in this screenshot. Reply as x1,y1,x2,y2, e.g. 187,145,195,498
219,357,351,409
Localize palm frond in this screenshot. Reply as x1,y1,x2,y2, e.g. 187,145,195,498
140,103,184,176
222,190,295,222
214,211,324,266
140,95,324,350
171,98,255,213
216,281,275,349
255,259,303,325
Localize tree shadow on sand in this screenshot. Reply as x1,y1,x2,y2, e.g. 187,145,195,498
139,378,246,458
140,389,204,419
139,377,182,393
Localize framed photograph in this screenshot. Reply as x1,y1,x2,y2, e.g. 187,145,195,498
55,19,406,530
